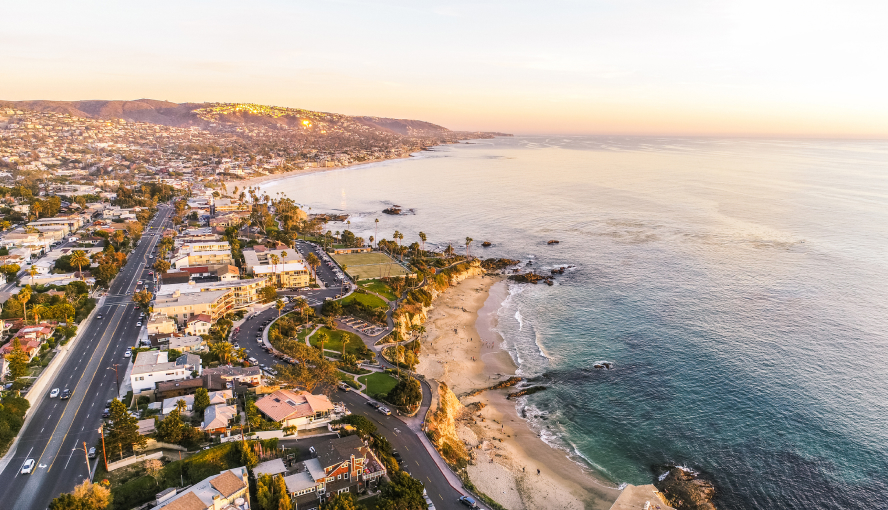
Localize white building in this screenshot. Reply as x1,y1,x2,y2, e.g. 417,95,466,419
130,351,202,394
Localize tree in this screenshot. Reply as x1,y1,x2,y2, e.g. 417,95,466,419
386,377,422,409
17,286,31,322
4,338,30,382
260,285,277,304
465,237,473,258
210,341,235,364
0,263,20,282
418,232,427,255
276,299,285,318
105,399,146,459
316,331,328,355
69,250,90,280
133,290,152,309
322,492,360,510
269,254,280,287
153,259,170,274
49,480,113,510
192,387,211,416
111,230,126,249
255,473,293,510
28,265,37,287
155,409,184,444
275,343,340,394
143,458,163,487
306,252,320,281
378,470,426,510
341,333,350,357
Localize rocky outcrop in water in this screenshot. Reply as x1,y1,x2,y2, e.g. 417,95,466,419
655,468,717,510
480,258,519,271
507,386,547,399
509,272,551,284
383,206,402,215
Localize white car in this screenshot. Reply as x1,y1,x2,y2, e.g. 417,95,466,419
49,388,60,398
124,349,132,358
20,459,35,474
136,322,142,327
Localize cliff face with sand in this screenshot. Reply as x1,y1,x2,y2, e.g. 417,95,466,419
425,382,470,469
393,259,487,339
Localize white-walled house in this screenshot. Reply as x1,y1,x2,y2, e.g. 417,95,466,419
130,351,202,394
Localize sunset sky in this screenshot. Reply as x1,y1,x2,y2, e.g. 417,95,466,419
4,0,887,137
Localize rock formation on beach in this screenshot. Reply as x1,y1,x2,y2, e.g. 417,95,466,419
655,468,717,510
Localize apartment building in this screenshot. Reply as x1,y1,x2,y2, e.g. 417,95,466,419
157,277,269,309
130,351,202,394
151,289,233,324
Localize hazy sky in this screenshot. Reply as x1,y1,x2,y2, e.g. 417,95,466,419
4,0,888,136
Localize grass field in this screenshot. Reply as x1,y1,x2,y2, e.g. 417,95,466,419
359,279,398,301
358,372,400,398
332,252,409,280
309,327,369,358
340,292,388,309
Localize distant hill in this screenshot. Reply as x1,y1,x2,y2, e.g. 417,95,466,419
0,99,476,138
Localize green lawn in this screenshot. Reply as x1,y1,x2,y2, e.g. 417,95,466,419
332,252,409,280
357,372,400,398
338,371,360,389
309,327,369,358
340,292,388,309
359,280,398,301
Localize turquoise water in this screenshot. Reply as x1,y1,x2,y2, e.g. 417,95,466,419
262,137,888,509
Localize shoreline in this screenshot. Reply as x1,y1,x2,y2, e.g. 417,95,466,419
225,155,414,191
417,274,620,510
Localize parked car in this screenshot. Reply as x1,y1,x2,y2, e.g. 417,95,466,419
60,389,72,400
124,349,132,358
458,496,478,508
49,388,60,398
378,406,392,416
135,322,142,327
88,447,97,459
424,494,436,509
102,408,110,418
309,446,317,456
20,459,35,475
337,383,351,392
367,401,380,409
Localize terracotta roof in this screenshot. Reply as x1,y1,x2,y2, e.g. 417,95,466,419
158,491,205,510
180,266,210,274
254,389,333,422
210,469,245,497
186,314,212,324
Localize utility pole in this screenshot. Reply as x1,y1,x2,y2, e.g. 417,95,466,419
99,426,108,471
108,364,120,397
82,441,91,478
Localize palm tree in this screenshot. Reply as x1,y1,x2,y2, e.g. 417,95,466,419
270,254,280,288
306,252,320,282
418,232,427,255
70,250,90,281
18,286,31,324
374,218,379,247
276,299,285,318
341,334,350,357
369,236,374,248
316,331,328,357
28,265,37,287
465,237,473,258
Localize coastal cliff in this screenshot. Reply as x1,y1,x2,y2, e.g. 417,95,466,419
425,382,470,468
392,259,489,339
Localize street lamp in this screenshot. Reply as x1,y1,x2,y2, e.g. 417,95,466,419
108,364,120,397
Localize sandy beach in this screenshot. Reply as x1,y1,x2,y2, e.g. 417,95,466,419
221,156,412,191
418,275,621,510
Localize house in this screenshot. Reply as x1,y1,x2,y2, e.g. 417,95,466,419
154,378,206,400
284,435,387,509
130,351,202,394
171,250,233,269
201,366,263,386
168,335,205,352
253,389,334,430
210,198,251,215
161,389,232,415
159,272,192,285
184,314,212,336
201,404,237,433
146,314,177,335
150,467,250,510
137,419,156,435
211,264,240,282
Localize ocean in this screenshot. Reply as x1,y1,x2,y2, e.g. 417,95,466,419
261,136,888,509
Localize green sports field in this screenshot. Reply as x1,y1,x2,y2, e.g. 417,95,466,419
332,252,409,280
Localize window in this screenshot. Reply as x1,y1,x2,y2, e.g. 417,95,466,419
337,474,341,480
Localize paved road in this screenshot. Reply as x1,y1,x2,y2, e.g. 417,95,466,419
0,205,172,510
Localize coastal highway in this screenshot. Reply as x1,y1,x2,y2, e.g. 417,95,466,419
0,205,171,510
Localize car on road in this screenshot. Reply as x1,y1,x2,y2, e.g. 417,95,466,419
60,388,72,400
337,383,351,392
102,408,110,418
378,406,392,416
135,321,142,327
424,494,436,509
124,348,132,358
309,446,316,456
96,314,103,319
88,447,97,459
367,401,380,409
458,496,478,508
20,459,35,474
247,357,258,366
233,342,239,348
49,388,60,398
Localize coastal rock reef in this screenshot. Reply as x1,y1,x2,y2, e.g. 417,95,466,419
655,468,717,510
